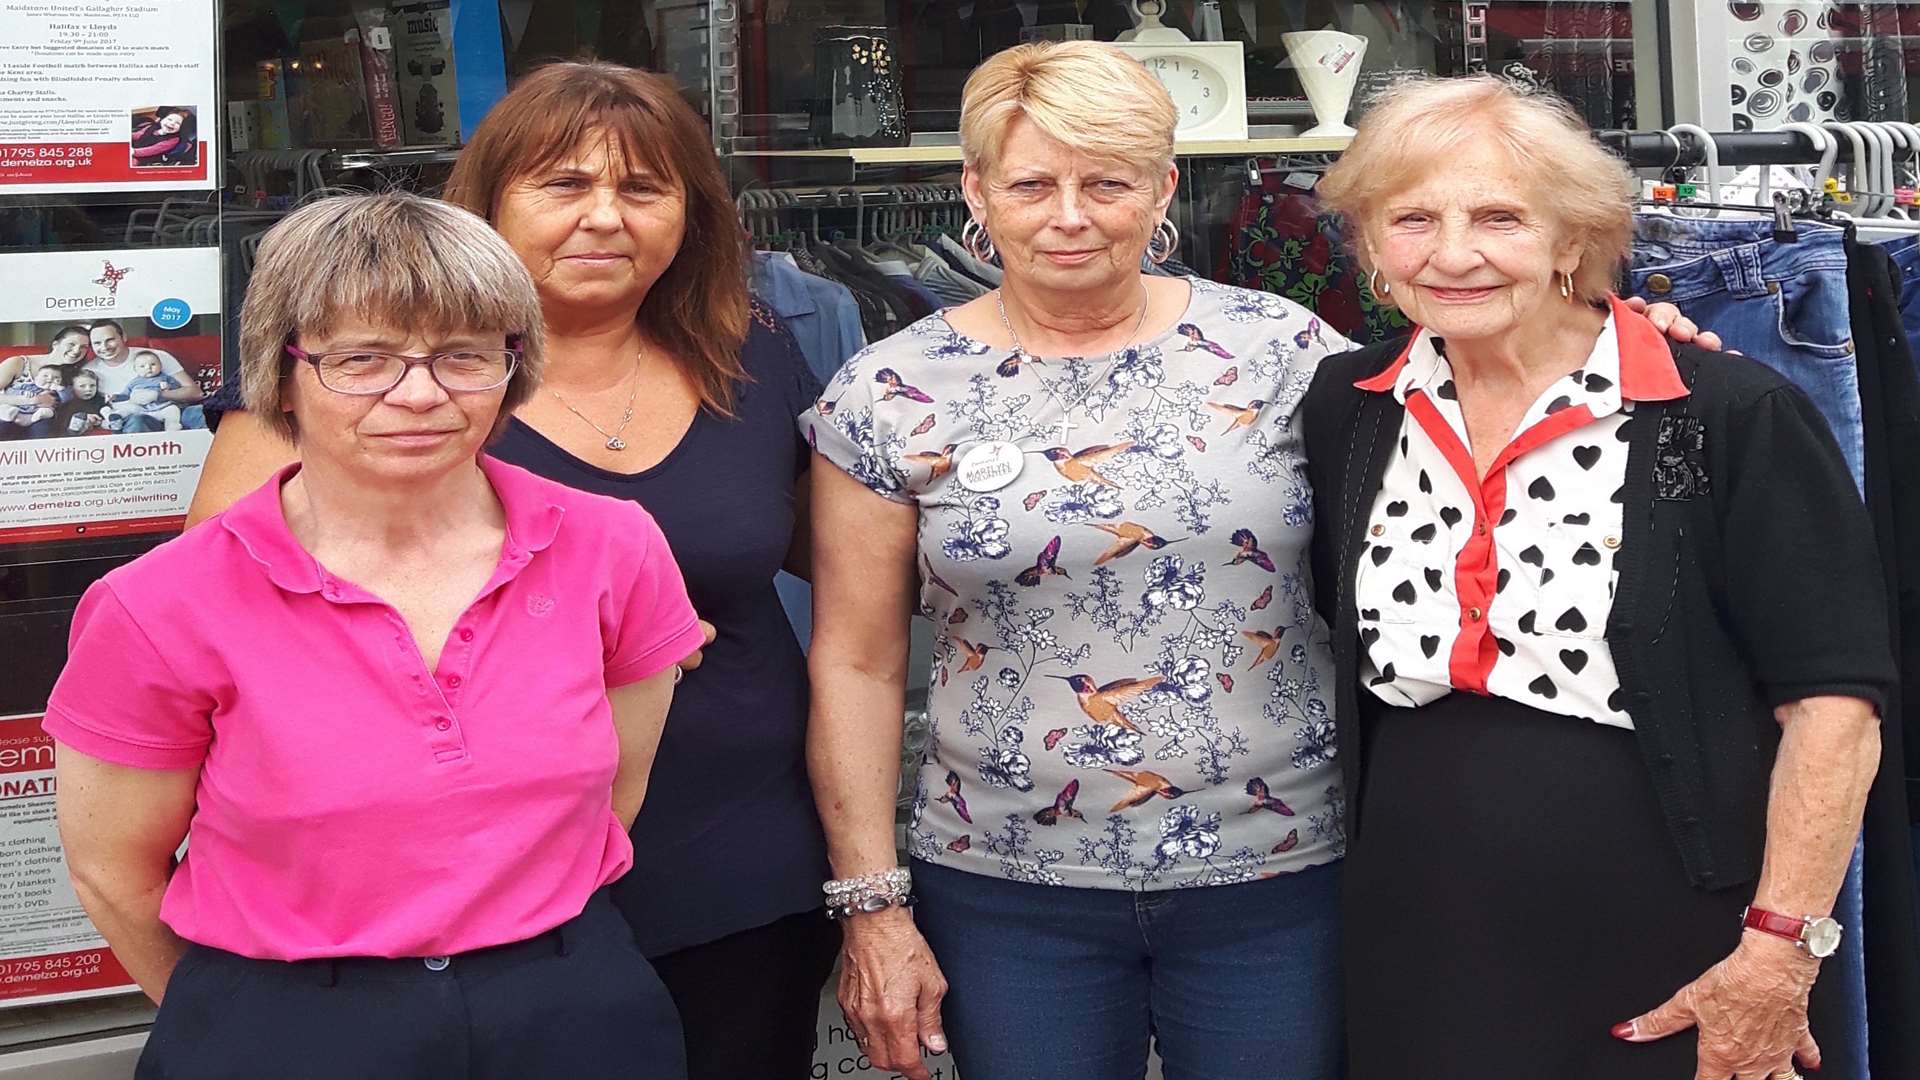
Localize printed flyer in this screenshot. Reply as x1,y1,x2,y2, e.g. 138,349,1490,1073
0,1,218,194
0,247,220,544
0,714,137,1007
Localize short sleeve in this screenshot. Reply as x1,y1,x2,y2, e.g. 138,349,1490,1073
600,501,705,688
44,580,214,770
796,337,920,505
747,302,825,477
1720,386,1895,713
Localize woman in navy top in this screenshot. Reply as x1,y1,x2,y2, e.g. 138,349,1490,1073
186,63,835,1079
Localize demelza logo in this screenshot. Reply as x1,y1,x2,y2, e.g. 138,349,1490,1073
45,259,133,312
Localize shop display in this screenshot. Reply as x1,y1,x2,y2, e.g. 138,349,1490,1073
1112,1,1248,142
0,0,217,194
1282,29,1368,138
0,248,218,545
811,26,908,148
393,0,462,146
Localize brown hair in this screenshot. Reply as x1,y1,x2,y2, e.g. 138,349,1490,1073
443,61,749,416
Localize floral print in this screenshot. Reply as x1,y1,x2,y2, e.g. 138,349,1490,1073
803,279,1348,890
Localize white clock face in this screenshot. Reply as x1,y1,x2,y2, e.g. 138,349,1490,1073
1142,54,1228,128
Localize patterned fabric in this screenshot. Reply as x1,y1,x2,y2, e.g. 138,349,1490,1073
1225,176,1411,347
802,279,1349,890
1356,316,1637,728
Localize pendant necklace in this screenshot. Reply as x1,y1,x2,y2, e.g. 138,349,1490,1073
996,281,1150,445
548,350,642,451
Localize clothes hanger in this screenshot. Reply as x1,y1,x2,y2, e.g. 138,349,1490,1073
1666,124,1723,215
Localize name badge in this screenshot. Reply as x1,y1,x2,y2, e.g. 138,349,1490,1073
957,441,1024,492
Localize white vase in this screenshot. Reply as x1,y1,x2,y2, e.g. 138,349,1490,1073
1282,30,1369,138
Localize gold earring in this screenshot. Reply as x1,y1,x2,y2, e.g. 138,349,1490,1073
1560,271,1575,300
1369,269,1390,297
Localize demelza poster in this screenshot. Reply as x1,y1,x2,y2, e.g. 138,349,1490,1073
0,247,220,543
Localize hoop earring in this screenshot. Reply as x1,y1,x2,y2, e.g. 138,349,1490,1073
1559,271,1575,300
1147,218,1180,265
1368,269,1391,297
962,218,999,266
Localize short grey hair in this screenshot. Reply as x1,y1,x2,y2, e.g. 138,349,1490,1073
236,192,546,442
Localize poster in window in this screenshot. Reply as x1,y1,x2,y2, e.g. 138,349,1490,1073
0,1,217,193
0,714,137,1007
0,248,219,544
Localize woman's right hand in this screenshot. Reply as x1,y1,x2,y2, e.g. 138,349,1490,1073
838,908,950,1080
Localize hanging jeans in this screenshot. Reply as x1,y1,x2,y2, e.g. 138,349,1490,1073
1873,235,1920,378
1628,213,1872,1080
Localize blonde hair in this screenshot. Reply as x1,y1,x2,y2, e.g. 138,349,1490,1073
237,192,546,442
960,41,1177,180
1317,75,1635,306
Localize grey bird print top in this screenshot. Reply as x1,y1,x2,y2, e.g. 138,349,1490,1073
802,278,1348,890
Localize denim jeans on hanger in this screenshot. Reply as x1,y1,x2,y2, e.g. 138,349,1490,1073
1873,234,1920,375
1629,213,1872,1080
1629,216,1865,491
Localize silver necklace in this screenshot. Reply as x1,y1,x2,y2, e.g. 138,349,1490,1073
548,352,641,451
996,281,1151,444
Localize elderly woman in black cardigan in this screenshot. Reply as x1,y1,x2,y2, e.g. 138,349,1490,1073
1302,76,1891,1080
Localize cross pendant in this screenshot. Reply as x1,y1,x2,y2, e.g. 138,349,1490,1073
1057,414,1071,446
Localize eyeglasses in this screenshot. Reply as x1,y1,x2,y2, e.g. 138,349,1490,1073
284,343,520,396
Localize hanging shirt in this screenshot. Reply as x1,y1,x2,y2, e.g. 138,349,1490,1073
1353,299,1690,728
803,278,1348,890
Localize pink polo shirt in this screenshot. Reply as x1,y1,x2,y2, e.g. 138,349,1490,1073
45,456,704,961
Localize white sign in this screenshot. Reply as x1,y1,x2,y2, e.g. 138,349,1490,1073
0,714,138,1007
0,1,219,194
0,247,221,543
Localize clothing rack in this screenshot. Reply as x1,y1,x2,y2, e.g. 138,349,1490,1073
1601,129,1864,169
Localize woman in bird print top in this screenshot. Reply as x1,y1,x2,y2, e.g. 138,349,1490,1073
801,43,1714,1080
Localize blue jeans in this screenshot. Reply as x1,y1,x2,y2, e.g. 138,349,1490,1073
1875,234,1920,373
912,858,1341,1080
1629,217,1865,491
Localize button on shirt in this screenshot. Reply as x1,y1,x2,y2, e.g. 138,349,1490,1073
1352,297,1691,728
44,457,704,961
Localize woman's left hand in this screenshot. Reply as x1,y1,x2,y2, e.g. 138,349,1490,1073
1614,934,1821,1078
1624,296,1726,353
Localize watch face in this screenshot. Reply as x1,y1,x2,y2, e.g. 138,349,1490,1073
1142,54,1228,128
1804,917,1843,958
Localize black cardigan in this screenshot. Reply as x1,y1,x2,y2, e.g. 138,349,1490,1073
1303,336,1896,891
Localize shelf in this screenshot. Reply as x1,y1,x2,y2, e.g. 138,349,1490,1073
731,135,1351,166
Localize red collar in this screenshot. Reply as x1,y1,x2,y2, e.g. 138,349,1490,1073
1354,294,1690,402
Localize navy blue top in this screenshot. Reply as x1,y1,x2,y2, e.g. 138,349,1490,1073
489,303,829,956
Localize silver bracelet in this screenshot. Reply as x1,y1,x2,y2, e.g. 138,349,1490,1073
823,868,912,903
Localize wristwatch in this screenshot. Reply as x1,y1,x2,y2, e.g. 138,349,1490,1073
1741,905,1844,958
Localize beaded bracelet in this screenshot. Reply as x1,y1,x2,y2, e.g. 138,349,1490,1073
823,868,912,902
826,892,919,921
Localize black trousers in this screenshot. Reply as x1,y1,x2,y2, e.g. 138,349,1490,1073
649,909,840,1080
137,891,685,1080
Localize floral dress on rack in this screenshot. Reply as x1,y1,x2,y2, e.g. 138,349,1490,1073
801,278,1350,891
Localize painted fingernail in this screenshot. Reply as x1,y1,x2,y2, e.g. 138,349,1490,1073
1609,1022,1635,1040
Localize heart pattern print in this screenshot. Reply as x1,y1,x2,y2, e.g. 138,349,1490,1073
1352,315,1642,730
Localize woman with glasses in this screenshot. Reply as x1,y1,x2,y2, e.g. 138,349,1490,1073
185,63,836,1079
48,192,705,1079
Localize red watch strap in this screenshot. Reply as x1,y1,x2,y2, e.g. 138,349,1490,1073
1743,906,1806,945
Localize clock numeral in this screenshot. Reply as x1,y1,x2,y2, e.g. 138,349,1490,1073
1191,68,1200,80
1190,105,1200,116
1203,86,1211,97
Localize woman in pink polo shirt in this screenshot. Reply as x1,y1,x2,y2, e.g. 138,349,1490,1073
47,192,705,1079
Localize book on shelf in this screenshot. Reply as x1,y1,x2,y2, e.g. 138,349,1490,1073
294,24,374,148
393,0,460,146
353,9,403,149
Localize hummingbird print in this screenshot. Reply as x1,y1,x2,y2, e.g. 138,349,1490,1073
1033,779,1086,825
1047,672,1165,730
952,637,994,674
937,770,974,824
1240,627,1284,670
1294,317,1325,349
1015,536,1070,587
875,367,935,403
1103,768,1188,811
1244,776,1295,816
1225,528,1277,572
1088,522,1184,565
923,553,959,597
995,350,1045,377
1040,441,1137,488
815,396,840,416
1175,322,1234,358
1205,400,1268,434
903,443,960,482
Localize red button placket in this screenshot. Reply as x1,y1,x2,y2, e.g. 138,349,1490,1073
1405,391,1600,693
